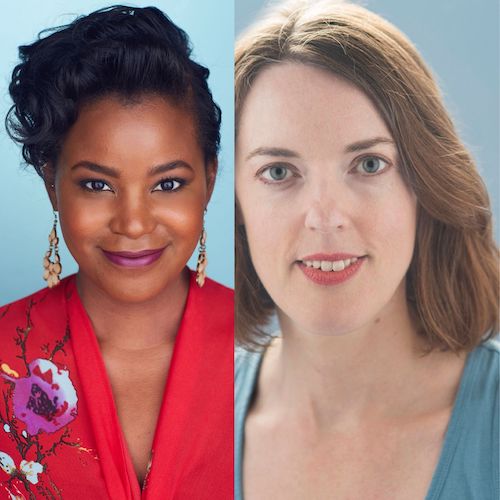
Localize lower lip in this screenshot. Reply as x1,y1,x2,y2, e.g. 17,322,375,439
102,249,165,268
298,257,365,286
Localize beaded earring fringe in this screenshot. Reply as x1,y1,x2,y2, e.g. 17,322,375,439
43,211,62,288
196,228,207,288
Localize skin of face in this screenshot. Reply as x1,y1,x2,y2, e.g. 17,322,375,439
45,94,215,304
236,62,417,336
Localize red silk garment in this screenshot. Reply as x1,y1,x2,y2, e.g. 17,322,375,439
0,271,233,499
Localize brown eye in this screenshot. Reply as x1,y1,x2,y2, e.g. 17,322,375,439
82,180,111,191
153,179,183,192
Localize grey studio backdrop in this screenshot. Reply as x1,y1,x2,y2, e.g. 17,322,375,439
237,0,499,240
0,0,234,305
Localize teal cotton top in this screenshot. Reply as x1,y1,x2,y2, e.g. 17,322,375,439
235,339,500,499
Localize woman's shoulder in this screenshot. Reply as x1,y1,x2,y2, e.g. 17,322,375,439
235,346,262,378
235,333,280,388
0,275,74,323
1,285,48,316
465,338,499,414
457,337,499,422
469,337,500,383
475,337,500,356
0,276,75,362
192,274,233,327
235,346,264,414
202,274,234,301
437,338,499,498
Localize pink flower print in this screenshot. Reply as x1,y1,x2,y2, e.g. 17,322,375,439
1,359,78,435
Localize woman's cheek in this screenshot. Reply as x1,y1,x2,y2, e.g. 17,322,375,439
164,194,204,227
245,203,283,268
61,199,108,237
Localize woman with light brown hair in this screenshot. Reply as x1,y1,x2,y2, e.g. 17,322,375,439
235,1,499,498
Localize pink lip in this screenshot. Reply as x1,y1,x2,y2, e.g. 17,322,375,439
299,252,363,261
297,255,366,286
101,247,166,268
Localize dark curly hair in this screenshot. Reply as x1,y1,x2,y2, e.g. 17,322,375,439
6,5,221,177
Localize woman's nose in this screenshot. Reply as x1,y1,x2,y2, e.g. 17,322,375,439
109,194,157,239
304,188,350,233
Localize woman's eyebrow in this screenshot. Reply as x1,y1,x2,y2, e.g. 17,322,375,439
71,161,119,177
245,147,300,161
149,161,193,176
245,139,394,161
344,137,394,153
70,160,193,177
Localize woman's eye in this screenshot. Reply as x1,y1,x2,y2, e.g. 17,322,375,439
83,180,112,191
355,156,390,175
260,164,293,182
153,179,183,192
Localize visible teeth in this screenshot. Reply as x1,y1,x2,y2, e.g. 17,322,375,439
332,260,345,272
302,257,360,272
321,261,333,272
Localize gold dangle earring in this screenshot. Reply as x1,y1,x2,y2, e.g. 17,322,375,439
43,211,62,288
196,216,208,288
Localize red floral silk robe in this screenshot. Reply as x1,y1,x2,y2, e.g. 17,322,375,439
0,272,233,499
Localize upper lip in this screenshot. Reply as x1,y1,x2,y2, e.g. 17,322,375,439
102,247,166,258
299,252,365,261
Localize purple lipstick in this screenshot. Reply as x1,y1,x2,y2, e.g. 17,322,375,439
102,247,165,268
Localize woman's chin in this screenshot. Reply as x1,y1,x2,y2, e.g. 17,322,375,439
77,269,186,305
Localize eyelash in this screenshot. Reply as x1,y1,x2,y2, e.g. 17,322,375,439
256,155,391,184
351,155,391,176
256,164,298,184
79,177,186,193
152,177,185,192
80,179,112,192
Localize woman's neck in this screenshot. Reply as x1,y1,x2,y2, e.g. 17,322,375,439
75,268,190,351
256,288,466,431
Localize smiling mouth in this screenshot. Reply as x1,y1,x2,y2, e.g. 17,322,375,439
297,253,366,285
301,257,360,272
299,253,366,271
101,247,166,268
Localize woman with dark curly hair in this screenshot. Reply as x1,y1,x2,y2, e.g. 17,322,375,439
0,6,232,499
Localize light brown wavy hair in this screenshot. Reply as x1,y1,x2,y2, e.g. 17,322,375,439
235,0,499,351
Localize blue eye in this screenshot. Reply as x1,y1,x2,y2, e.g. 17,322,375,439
153,179,183,192
260,164,293,182
355,156,389,175
82,180,112,191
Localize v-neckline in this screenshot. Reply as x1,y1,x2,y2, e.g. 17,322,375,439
65,271,195,499
236,343,479,500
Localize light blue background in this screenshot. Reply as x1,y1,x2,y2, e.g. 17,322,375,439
0,0,234,305
237,0,499,239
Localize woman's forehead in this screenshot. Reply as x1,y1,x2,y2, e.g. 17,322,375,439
57,95,203,174
64,97,197,150
237,62,393,158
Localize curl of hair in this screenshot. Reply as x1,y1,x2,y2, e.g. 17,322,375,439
6,5,221,176
235,0,499,352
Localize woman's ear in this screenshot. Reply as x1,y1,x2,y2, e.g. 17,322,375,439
205,159,218,206
42,163,58,211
